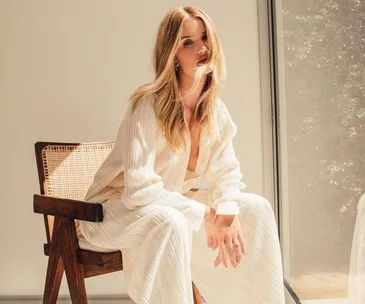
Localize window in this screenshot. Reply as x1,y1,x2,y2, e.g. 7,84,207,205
272,0,365,302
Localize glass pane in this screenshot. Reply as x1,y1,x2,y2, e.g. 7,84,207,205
275,0,365,302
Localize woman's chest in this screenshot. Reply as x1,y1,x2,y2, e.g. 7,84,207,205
187,123,201,171
154,135,211,189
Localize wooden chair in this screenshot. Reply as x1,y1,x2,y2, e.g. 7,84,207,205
33,141,202,304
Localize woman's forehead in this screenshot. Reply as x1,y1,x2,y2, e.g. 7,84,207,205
181,18,206,37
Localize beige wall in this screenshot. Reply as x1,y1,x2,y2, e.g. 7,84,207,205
0,0,270,296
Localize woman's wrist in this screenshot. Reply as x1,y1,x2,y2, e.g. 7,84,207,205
204,206,216,219
215,214,235,226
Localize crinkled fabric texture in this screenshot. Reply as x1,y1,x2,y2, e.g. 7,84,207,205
80,190,285,304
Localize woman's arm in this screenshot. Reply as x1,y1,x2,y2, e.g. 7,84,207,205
205,102,246,216
205,103,247,267
208,141,246,215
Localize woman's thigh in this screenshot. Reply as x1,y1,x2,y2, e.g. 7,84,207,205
80,196,191,250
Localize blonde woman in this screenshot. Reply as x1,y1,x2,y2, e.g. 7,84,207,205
80,5,285,304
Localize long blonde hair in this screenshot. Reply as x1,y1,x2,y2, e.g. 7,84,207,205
130,5,226,151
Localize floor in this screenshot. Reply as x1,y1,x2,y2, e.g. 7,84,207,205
0,298,349,303
1,290,347,304
301,299,348,304
0,300,134,304
289,273,348,300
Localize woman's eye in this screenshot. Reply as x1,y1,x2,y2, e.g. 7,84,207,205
183,39,193,47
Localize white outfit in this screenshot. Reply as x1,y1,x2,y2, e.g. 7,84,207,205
80,95,285,304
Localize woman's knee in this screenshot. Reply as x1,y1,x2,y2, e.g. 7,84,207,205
238,193,274,216
149,205,191,235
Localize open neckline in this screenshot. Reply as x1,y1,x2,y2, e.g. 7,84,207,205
185,121,208,175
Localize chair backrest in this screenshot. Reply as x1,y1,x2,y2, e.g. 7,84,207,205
35,141,115,243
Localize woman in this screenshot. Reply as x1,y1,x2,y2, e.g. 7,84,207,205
80,5,285,304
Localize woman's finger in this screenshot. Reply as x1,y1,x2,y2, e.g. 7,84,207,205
238,233,246,255
225,235,237,268
233,237,241,265
214,254,222,268
218,239,228,268
207,235,214,248
212,234,219,250
233,216,245,255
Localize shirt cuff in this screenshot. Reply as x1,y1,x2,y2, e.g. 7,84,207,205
185,200,207,232
215,201,239,215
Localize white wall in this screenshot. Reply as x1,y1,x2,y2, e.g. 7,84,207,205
0,0,269,296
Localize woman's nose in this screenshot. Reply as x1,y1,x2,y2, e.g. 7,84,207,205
198,44,208,55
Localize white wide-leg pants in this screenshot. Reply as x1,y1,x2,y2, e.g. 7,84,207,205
80,191,285,304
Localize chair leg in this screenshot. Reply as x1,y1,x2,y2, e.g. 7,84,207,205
43,251,64,304
60,218,88,304
193,282,202,304
43,217,64,304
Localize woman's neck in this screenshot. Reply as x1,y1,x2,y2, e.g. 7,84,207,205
178,73,207,111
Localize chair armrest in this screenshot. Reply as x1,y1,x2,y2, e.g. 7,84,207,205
33,194,103,222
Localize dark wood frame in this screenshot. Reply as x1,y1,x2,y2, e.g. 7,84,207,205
33,141,202,304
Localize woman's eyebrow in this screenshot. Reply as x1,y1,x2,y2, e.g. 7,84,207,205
181,31,206,39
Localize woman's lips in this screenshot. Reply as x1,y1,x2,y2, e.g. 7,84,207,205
197,58,207,65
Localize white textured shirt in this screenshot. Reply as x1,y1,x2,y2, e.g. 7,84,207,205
84,94,246,231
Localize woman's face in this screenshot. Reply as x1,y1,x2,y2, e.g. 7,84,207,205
175,17,209,77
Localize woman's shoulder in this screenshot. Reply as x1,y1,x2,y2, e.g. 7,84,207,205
116,94,161,142
213,98,237,139
214,98,234,123
215,97,227,111
129,93,156,112
125,93,157,120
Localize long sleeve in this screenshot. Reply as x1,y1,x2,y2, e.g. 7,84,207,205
205,102,246,215
121,97,207,231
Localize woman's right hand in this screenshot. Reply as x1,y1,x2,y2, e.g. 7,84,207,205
212,215,245,268
204,207,216,248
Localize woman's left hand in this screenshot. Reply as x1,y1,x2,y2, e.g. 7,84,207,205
212,215,245,268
